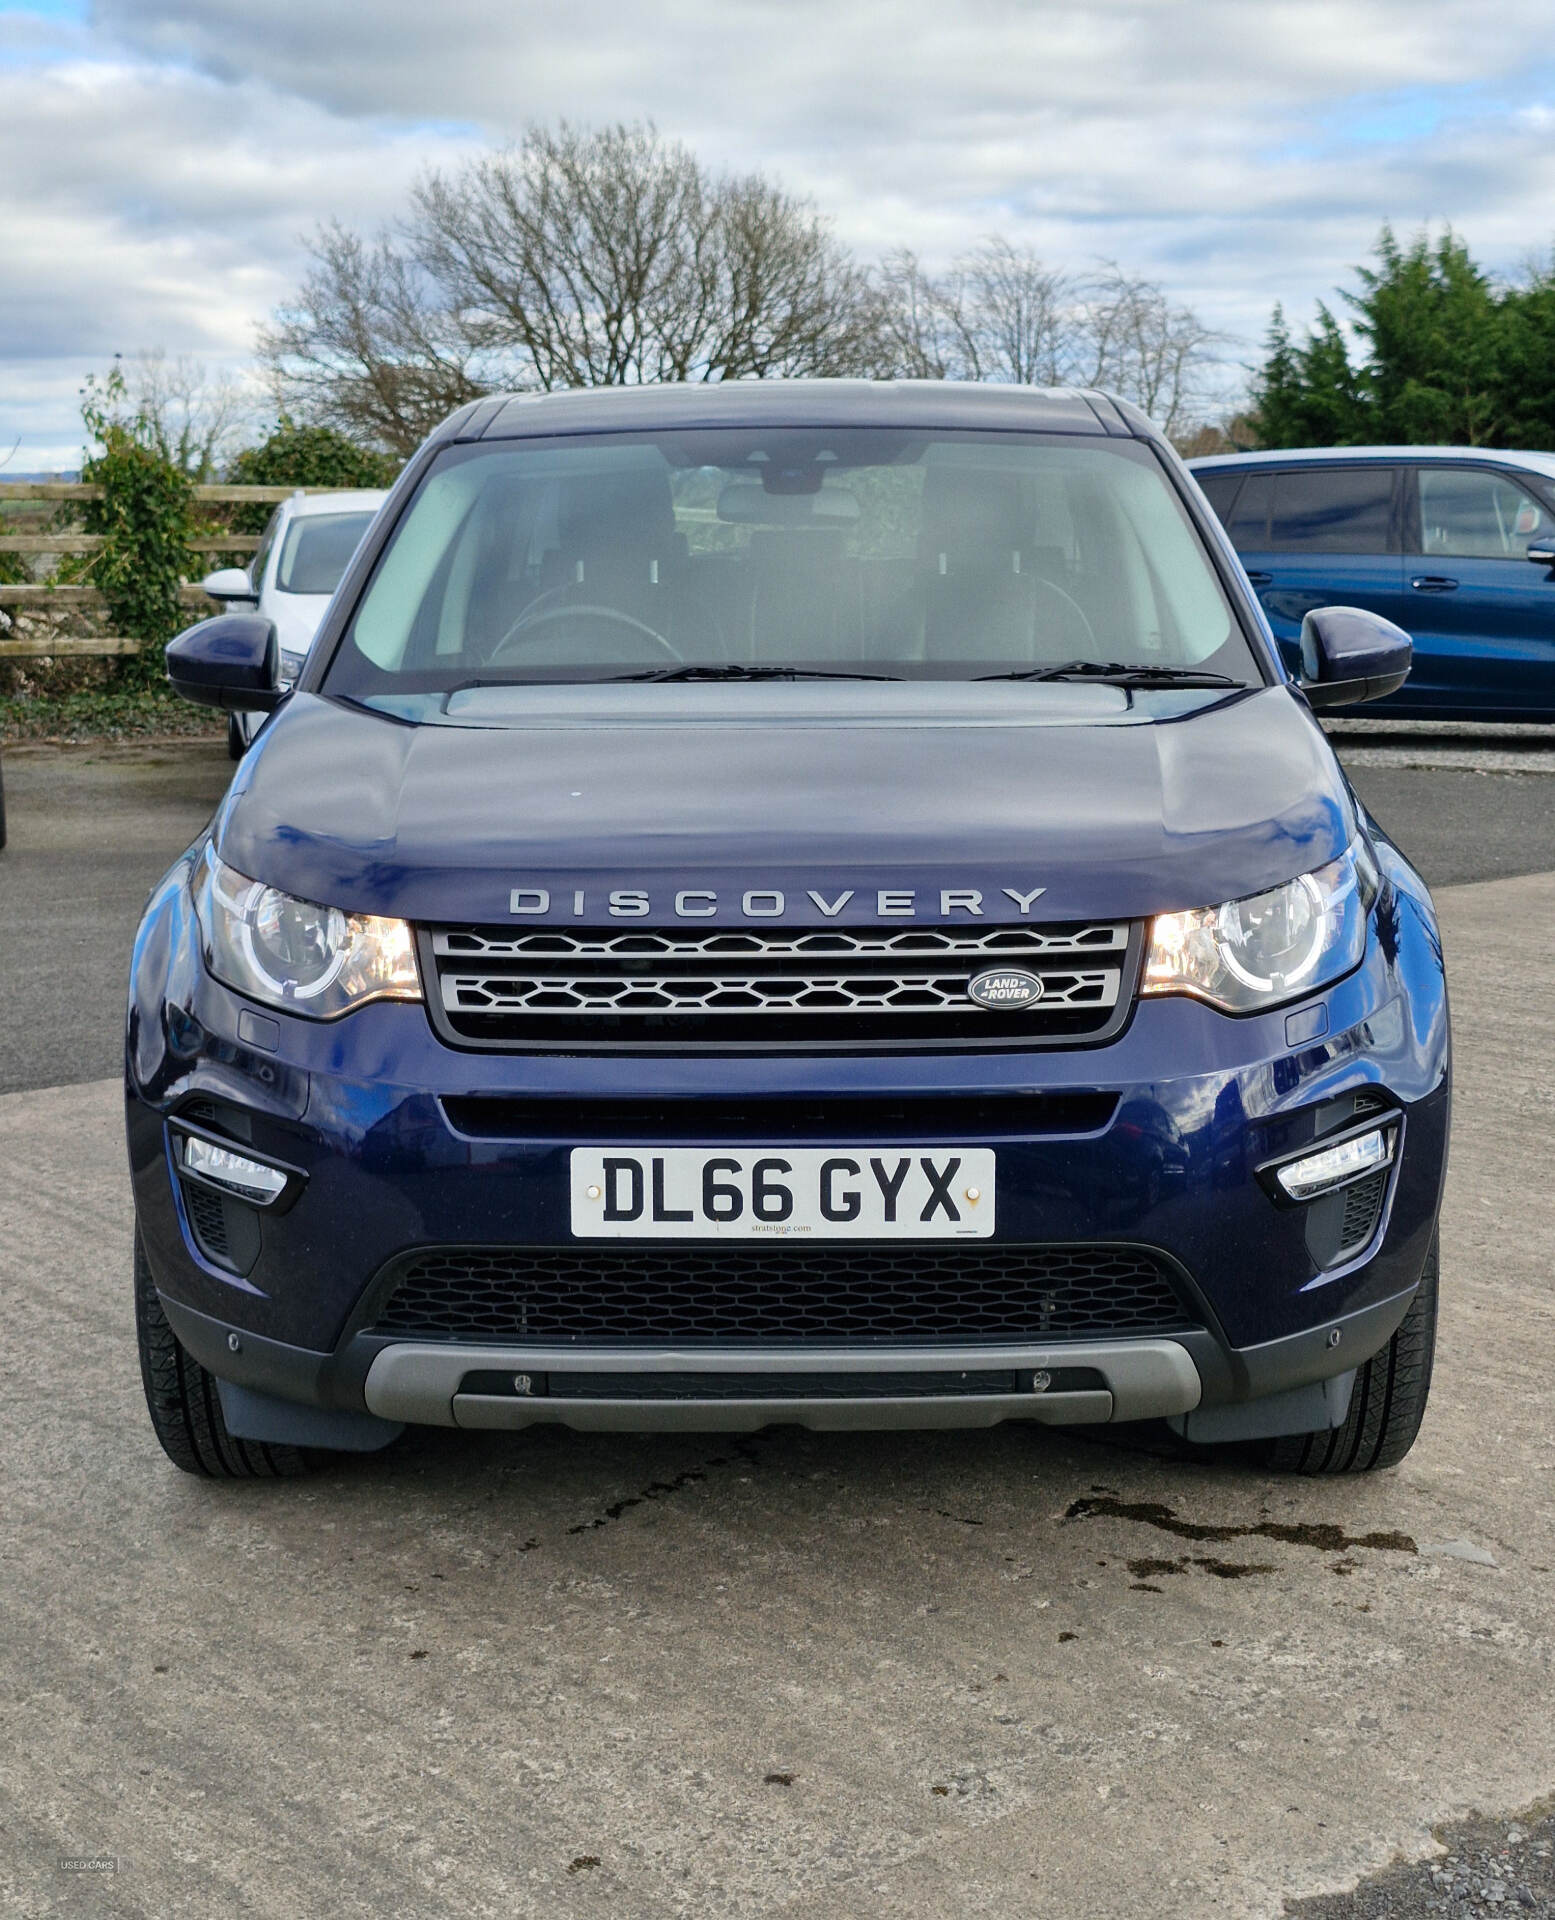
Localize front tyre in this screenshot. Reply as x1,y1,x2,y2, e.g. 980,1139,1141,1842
134,1229,311,1478
1263,1233,1439,1475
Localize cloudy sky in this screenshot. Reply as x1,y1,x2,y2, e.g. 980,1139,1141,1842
4,0,1555,466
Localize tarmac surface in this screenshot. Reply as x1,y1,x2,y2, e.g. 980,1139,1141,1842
1,727,1554,1915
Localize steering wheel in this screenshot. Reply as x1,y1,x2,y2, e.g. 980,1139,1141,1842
489,603,683,666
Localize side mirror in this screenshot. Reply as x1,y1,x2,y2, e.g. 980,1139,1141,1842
200,566,258,604
165,614,282,712
1297,605,1412,710
1526,545,1555,567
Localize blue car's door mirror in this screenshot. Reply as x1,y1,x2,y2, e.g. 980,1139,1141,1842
1297,605,1412,710
165,613,282,713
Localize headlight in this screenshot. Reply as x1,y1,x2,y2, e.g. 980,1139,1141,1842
194,849,421,1019
1142,842,1378,1014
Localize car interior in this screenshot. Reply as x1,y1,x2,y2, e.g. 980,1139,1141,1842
342,439,1238,685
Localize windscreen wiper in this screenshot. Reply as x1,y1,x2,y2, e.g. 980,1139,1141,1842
440,666,904,696
608,663,905,683
976,660,1247,688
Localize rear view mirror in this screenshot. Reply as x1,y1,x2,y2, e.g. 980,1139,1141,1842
1297,606,1412,710
165,614,282,713
716,482,860,526
200,566,258,604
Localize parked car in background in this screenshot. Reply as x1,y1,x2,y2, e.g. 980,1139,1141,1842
1190,447,1555,720
201,489,388,755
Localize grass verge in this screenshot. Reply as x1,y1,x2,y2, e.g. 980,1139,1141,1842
0,686,224,746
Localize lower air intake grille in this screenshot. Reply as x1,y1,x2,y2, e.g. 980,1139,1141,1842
183,1180,231,1264
1339,1169,1388,1254
367,1243,1194,1346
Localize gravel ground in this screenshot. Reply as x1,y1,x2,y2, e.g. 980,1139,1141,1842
1289,1805,1555,1917
1324,718,1555,777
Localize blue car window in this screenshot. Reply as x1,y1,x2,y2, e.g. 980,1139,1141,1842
1416,467,1553,560
1195,470,1244,523
1223,471,1275,550
1266,468,1396,553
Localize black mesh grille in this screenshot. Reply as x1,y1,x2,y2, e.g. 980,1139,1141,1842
1339,1169,1388,1253
183,1181,231,1263
368,1243,1194,1345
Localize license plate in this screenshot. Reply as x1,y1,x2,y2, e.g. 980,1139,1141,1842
570,1147,996,1239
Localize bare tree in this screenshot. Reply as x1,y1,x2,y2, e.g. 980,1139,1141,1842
875,248,958,378
414,123,881,388
259,127,1227,446
413,124,706,390
257,224,492,456
1070,264,1225,439
874,241,1224,434
955,239,1073,385
678,168,885,382
877,242,1070,383
260,124,884,447
128,350,253,480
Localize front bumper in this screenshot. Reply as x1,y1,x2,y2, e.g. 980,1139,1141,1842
156,1288,1418,1442
127,845,1450,1443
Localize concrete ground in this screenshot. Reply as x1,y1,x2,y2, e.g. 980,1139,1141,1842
1,731,1554,1916
0,741,233,1094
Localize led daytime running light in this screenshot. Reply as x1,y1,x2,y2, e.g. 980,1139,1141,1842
181,1133,288,1202
1276,1127,1393,1201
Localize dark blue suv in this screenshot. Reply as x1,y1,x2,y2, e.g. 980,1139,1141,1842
1192,446,1555,719
129,382,1449,1480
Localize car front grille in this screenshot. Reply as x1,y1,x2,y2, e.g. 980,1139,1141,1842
366,1242,1195,1346
422,920,1138,1050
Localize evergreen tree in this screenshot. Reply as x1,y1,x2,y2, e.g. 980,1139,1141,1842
1250,225,1555,450
1347,227,1504,444
1250,304,1364,446
1497,254,1555,448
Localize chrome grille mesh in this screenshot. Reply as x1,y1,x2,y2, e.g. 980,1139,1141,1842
440,965,1118,1018
434,924,1127,961
425,919,1135,1050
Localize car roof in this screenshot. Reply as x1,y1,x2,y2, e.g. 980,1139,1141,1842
446,380,1156,443
1189,445,1555,482
279,489,391,519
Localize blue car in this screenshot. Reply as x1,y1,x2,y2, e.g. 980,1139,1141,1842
1191,445,1555,720
128,381,1448,1481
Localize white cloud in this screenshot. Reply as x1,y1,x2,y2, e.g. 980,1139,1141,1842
0,50,478,462
3,0,1555,461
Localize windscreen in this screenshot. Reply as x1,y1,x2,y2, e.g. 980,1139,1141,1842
326,429,1253,700
276,512,375,596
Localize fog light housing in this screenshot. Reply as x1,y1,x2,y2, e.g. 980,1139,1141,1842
180,1134,288,1204
1275,1126,1393,1201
